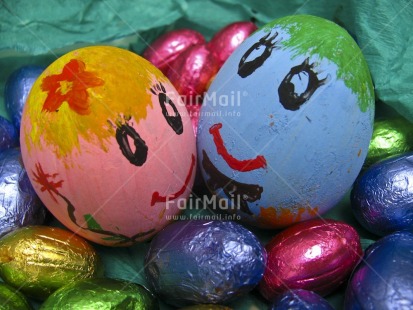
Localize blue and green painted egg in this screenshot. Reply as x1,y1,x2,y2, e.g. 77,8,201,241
197,15,375,228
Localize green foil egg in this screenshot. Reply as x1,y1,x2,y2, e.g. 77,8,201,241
0,226,100,300
365,117,413,167
0,282,32,310
40,278,158,310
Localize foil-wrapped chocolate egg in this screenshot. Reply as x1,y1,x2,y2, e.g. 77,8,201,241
167,44,219,104
208,21,258,67
143,29,205,74
0,148,47,237
145,220,266,307
269,289,334,310
180,305,232,310
351,152,413,236
40,278,158,309
0,282,32,310
186,103,202,136
345,231,413,309
365,117,413,168
4,65,45,131
0,226,100,300
259,219,362,300
0,116,18,151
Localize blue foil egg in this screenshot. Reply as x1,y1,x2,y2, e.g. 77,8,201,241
351,152,413,236
4,65,45,131
0,115,18,151
344,231,413,309
144,220,266,307
197,15,374,228
269,289,334,310
0,148,47,237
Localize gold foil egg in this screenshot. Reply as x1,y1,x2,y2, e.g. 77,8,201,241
0,226,100,300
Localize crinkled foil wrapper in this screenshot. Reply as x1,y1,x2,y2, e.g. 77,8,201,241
0,226,99,300
0,148,47,237
180,305,232,310
40,278,159,310
0,282,32,310
365,117,413,167
145,220,266,307
345,231,413,309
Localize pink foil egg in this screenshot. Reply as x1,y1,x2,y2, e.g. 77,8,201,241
143,29,205,75
258,219,362,301
208,21,258,67
20,46,196,246
167,44,219,105
185,103,202,137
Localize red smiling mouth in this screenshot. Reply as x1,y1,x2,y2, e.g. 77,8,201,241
151,154,196,206
209,123,267,172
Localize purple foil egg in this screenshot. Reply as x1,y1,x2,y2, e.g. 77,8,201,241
143,29,205,74
351,152,413,236
4,65,45,132
345,231,413,309
259,219,362,301
144,220,266,307
0,115,18,151
167,44,219,104
208,21,258,67
269,289,334,310
0,148,47,237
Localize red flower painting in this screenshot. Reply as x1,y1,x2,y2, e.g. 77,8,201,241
32,163,63,203
41,59,104,115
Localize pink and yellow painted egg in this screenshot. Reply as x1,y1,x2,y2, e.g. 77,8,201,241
20,46,196,246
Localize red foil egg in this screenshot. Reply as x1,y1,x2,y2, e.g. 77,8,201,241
167,44,219,104
207,21,257,67
143,29,205,74
259,219,362,301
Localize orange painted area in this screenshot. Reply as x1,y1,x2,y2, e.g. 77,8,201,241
41,59,104,115
257,205,320,228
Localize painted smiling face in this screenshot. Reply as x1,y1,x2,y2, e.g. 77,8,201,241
20,46,196,246
197,15,375,228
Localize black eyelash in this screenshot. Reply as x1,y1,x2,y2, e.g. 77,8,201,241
278,58,328,111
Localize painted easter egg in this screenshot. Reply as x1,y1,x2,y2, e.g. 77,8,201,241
144,220,266,307
351,152,413,236
4,65,45,131
0,148,47,237
344,231,413,309
197,15,375,228
40,278,158,309
258,219,362,300
0,226,99,300
269,289,334,310
20,46,196,246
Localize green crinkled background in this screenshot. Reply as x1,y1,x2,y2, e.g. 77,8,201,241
0,0,412,309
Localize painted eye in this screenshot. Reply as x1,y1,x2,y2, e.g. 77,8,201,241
115,123,148,166
278,58,328,111
151,83,183,135
238,31,281,78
